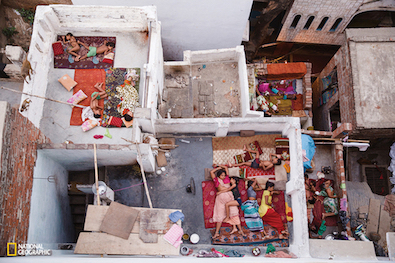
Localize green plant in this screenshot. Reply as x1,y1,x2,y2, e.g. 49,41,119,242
18,8,35,25
2,27,19,38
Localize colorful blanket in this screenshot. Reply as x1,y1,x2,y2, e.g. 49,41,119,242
70,69,106,126
212,135,280,177
241,200,264,232
54,36,116,69
210,226,289,247
202,180,287,229
102,68,140,126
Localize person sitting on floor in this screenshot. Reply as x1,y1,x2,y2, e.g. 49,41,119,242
62,33,80,61
228,145,282,170
210,165,245,239
319,180,339,220
90,82,108,118
76,40,115,62
259,181,288,239
305,174,317,205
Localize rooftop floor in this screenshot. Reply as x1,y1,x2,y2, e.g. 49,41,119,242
39,31,149,144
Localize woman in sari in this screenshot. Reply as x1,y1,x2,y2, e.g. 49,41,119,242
320,180,339,220
211,165,244,239
259,181,287,239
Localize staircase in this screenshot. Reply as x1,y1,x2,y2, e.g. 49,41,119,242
68,167,106,241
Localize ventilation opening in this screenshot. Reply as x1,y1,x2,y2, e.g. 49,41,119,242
330,18,343,32
303,16,315,29
317,17,329,31
290,15,301,29
363,165,390,196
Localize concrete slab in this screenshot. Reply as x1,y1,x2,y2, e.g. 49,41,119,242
387,232,395,261
309,239,377,261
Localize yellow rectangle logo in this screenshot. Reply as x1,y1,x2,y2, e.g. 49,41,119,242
7,243,17,256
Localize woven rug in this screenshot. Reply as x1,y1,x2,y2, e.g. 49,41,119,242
101,68,140,126
202,180,287,229
54,36,116,69
267,96,293,116
212,134,280,177
70,69,106,125
210,226,289,247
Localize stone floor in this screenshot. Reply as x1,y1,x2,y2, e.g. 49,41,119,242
159,62,241,118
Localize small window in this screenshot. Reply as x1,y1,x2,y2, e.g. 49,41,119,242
329,18,343,32
303,16,315,29
317,17,329,31
290,15,301,29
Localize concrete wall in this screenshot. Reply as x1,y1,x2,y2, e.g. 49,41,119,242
71,0,253,61
38,143,155,173
347,28,395,130
28,151,74,244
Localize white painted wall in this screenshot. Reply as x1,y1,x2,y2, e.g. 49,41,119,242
71,0,253,61
28,151,74,244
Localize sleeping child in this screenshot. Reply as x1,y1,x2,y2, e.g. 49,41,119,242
77,40,115,62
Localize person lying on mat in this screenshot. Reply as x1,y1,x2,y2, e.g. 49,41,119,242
241,178,265,232
90,82,108,118
228,145,281,170
62,33,80,62
210,165,245,239
259,181,288,239
222,176,242,223
76,40,115,62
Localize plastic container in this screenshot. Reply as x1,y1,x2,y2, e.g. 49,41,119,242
190,233,200,244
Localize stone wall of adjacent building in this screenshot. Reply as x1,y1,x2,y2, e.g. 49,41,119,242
312,44,355,132
0,102,50,256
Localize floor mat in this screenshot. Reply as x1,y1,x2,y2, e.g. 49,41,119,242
212,134,280,177
70,69,106,126
202,180,287,229
101,68,140,126
267,95,293,116
54,36,116,69
210,226,289,247
292,94,303,110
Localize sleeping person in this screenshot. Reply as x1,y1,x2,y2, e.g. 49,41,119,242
90,82,107,119
228,144,282,170
210,165,244,239
77,40,115,62
241,178,265,232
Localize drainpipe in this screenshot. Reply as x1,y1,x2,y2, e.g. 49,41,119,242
143,20,152,108
335,142,352,236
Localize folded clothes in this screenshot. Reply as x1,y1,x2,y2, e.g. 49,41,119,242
169,211,184,223
163,224,183,248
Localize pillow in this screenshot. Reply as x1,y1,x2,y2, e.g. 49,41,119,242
250,141,263,155
108,116,123,127
275,160,287,181
52,41,63,56
258,83,270,94
81,118,100,132
234,154,244,164
58,74,77,92
67,90,87,106
228,167,240,177
102,52,115,64
243,151,253,161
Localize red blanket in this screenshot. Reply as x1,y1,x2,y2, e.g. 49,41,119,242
70,69,106,125
202,180,286,229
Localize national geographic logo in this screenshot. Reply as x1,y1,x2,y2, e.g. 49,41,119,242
7,243,52,256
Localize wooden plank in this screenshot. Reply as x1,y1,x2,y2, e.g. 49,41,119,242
366,198,381,237
84,205,181,232
99,202,139,239
139,210,174,243
378,205,391,248
74,232,180,255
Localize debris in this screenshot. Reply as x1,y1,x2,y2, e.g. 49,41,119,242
202,64,206,69
180,139,190,144
93,135,103,139
165,152,171,158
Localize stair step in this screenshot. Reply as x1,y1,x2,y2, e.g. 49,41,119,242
71,205,86,215
73,214,85,224
69,195,87,205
